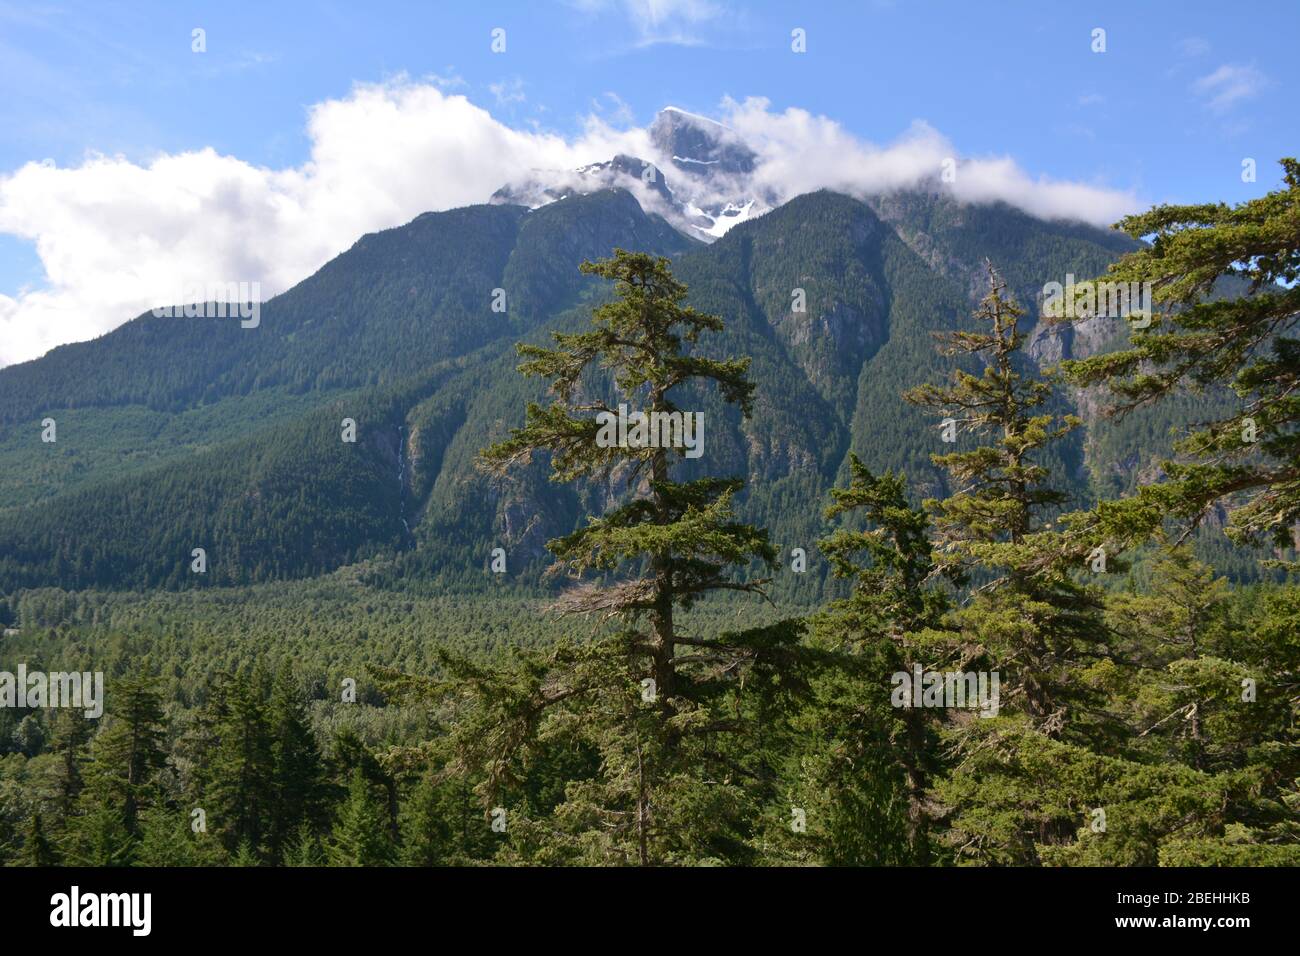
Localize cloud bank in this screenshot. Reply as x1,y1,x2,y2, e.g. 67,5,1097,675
723,97,1138,224
0,80,1139,367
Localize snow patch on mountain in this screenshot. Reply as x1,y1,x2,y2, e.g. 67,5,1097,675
490,107,769,242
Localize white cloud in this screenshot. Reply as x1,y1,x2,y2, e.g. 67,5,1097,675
1178,37,1210,57
721,97,1138,226
0,82,1140,367
0,79,643,366
1193,63,1267,112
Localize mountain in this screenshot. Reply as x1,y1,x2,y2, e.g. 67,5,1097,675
22,102,1255,596
3,162,1183,598
647,106,767,237
491,107,767,241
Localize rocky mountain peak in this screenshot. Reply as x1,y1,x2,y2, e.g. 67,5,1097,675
648,106,758,178
490,107,766,242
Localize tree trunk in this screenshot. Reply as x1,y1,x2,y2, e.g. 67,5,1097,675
902,705,930,864
637,739,649,866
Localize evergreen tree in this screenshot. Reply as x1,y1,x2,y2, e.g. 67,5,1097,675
329,727,399,844
67,800,135,867
77,673,167,836
230,839,261,867
284,820,324,867
1106,548,1230,769
905,264,1108,732
930,549,1296,865
399,766,455,867
448,249,807,864
49,709,93,818
1063,158,1300,560
135,803,205,867
0,808,11,867
267,663,326,862
328,769,396,866
203,668,275,859
12,713,44,757
791,457,952,864
17,811,57,867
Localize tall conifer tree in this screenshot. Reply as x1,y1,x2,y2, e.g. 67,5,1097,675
905,264,1107,731
445,250,806,864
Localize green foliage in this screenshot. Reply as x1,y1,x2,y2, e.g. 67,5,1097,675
783,456,951,865
440,250,813,865
905,266,1108,728
1063,158,1300,560
329,769,397,867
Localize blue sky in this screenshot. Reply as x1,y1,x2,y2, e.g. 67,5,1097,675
0,0,1294,364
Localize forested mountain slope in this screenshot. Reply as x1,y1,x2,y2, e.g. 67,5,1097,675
1,186,1190,596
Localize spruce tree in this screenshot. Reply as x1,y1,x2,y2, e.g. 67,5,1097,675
203,668,275,859
67,800,136,867
284,820,324,867
135,803,203,867
49,709,93,818
77,673,167,837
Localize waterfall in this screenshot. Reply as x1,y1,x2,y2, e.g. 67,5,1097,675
396,424,411,538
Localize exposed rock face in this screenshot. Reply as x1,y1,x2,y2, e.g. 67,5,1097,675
500,492,551,560
648,106,757,178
